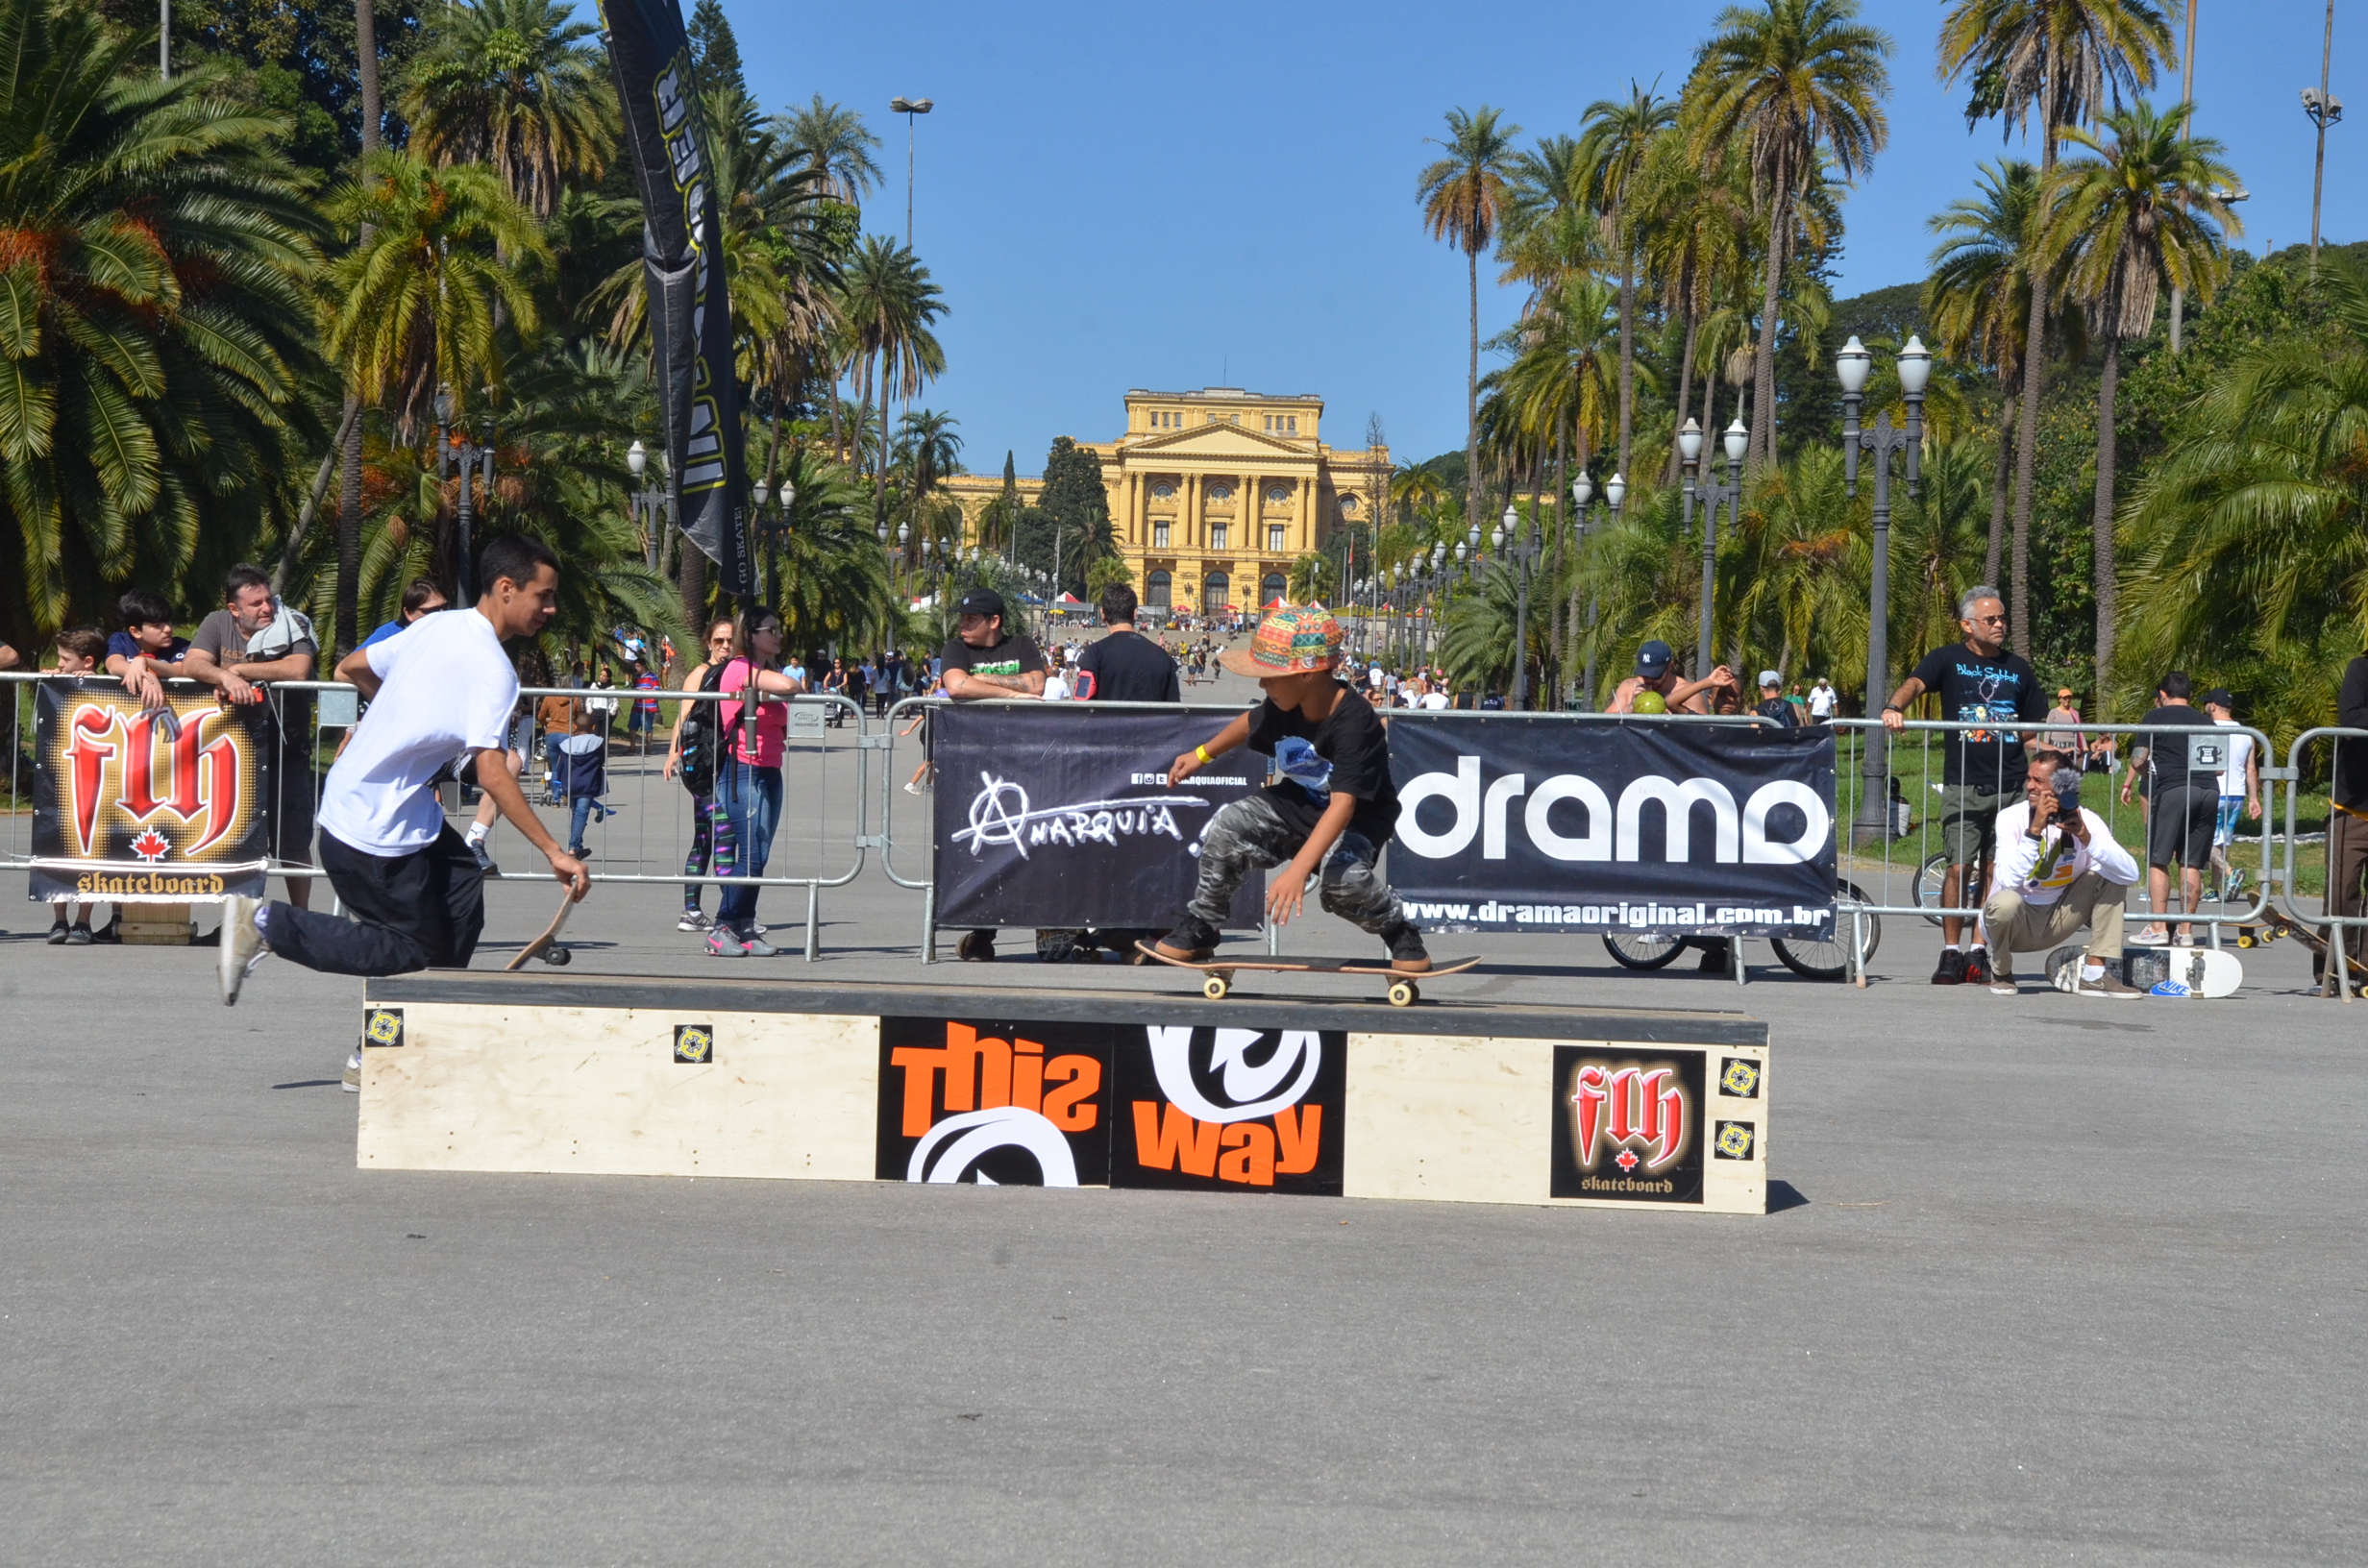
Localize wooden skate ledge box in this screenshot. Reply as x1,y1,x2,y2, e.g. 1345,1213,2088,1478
358,973,1771,1213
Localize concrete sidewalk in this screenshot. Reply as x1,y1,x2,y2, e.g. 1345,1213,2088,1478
2,848,2363,1564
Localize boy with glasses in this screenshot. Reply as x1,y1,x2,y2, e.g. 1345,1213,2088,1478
1882,587,2048,986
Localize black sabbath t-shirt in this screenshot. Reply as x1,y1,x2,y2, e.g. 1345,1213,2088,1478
1908,643,2048,793
1244,680,1400,844
938,631,1047,687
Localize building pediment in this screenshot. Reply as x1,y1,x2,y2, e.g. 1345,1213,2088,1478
1122,422,1317,465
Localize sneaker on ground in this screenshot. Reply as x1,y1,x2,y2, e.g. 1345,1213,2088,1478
1930,948,1967,986
45,920,67,945
1383,921,1432,973
677,910,712,932
342,1051,361,1093
742,932,780,957
2132,926,2170,944
2074,969,2145,998
64,922,91,946
1152,919,1218,964
1962,946,1990,985
903,780,925,796
1987,972,2019,995
955,929,998,962
705,926,751,957
2223,870,2248,902
91,919,120,944
218,894,268,1006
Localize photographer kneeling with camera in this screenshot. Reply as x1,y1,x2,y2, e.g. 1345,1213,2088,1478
1981,750,2145,998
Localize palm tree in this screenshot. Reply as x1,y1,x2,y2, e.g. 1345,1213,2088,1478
1418,106,1520,534
836,234,946,529
1390,465,1446,527
1576,84,1676,479
1939,0,2174,670
0,0,324,646
2045,100,2239,697
1688,0,1891,475
1637,129,1752,481
400,0,616,219
777,94,883,208
323,152,545,438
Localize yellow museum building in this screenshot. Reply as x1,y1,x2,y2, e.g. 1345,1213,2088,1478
945,387,1390,613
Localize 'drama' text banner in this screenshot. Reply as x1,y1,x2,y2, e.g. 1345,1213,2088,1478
930,705,1262,931
1386,718,1836,936
29,680,271,902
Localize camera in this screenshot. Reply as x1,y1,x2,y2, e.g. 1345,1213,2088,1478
2050,768,2082,816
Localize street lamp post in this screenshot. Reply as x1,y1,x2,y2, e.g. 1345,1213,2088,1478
890,96,934,248
750,476,796,607
2304,11,2341,268
627,438,671,575
434,385,492,603
1683,418,1748,680
1838,332,1931,840
1496,501,1542,708
1566,470,1623,708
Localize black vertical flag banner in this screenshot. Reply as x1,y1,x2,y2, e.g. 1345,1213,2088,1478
599,0,751,594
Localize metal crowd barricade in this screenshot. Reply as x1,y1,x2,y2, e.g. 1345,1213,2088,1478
1823,716,2276,983
880,692,1261,964
2281,726,2366,1000
1,670,874,962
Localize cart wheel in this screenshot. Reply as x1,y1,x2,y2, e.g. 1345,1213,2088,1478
1388,980,1417,1007
544,946,571,967
1202,974,1230,1000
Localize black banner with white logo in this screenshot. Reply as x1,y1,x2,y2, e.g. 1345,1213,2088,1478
1386,718,1835,936
599,0,751,593
930,705,1262,930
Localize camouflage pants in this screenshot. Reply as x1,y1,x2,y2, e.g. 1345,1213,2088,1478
1186,791,1403,935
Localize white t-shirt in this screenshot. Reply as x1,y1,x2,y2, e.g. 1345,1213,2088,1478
1989,799,2141,907
2215,718,2255,796
317,609,520,853
1042,672,1072,701
1808,683,1836,718
1419,691,1450,710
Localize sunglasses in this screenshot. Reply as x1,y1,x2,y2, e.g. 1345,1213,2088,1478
1967,613,2007,625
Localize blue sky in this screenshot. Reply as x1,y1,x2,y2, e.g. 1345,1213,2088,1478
726,0,2358,472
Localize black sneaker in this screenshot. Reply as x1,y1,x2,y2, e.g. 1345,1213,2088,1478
45,920,67,945
1383,921,1431,973
90,919,121,944
1153,917,1219,963
1962,946,1990,985
1931,949,1967,986
468,839,500,876
955,929,998,962
64,921,92,946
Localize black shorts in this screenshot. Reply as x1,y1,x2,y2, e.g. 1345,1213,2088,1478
2147,785,2215,870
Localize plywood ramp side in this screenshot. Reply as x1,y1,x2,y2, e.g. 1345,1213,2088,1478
357,1004,880,1181
1344,1032,1573,1205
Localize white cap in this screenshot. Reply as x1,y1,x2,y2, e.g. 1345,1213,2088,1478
1758,670,1782,688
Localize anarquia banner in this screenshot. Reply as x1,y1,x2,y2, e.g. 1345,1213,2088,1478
1386,717,1836,937
930,705,1262,931
599,0,751,593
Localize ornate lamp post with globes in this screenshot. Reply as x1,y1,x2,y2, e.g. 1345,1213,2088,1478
1567,469,1623,708
626,438,672,575
434,384,493,602
1838,331,1931,838
1681,417,1748,680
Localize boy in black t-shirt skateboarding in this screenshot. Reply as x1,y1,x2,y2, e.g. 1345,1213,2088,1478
1153,606,1428,972
1882,586,2049,985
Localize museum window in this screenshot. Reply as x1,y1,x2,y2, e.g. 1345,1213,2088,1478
1268,525,1286,553
1261,574,1286,605
1146,570,1172,608
1150,481,1173,500
1204,573,1229,608
1212,524,1228,551
1153,521,1170,549
1208,483,1231,502
1266,485,1290,502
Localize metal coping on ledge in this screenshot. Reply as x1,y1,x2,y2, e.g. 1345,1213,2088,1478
363,970,1770,1044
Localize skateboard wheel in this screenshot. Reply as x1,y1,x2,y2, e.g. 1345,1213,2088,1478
1202,975,1230,999
544,947,571,967
1388,981,1417,1007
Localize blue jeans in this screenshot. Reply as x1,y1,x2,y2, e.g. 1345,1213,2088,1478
714,760,782,931
567,792,609,852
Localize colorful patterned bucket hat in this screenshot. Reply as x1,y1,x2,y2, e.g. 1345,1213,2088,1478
1219,604,1342,678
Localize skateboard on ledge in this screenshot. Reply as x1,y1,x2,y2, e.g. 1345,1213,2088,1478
506,887,580,970
1133,942,1480,1006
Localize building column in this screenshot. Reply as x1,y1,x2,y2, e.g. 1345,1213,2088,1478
1184,473,1198,552
1294,474,1310,556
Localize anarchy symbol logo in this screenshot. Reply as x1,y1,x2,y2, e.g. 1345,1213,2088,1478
963,774,1034,857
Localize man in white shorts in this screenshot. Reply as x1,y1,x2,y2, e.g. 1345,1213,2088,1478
219,535,588,1005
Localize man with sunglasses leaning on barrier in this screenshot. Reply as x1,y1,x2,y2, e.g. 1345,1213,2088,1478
1882,587,2049,987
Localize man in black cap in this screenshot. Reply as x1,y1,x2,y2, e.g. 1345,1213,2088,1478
937,587,1048,961
1608,638,1734,715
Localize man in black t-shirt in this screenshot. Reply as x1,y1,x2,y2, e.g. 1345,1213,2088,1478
1074,583,1181,703
2121,671,2217,943
1882,586,2048,985
937,588,1048,961
1153,606,1427,973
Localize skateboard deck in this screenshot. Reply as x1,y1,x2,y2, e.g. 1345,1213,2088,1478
2046,943,2242,997
2244,908,2368,983
1133,943,1479,1005
506,888,580,970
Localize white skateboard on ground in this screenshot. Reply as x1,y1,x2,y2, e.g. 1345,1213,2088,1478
2046,943,2242,997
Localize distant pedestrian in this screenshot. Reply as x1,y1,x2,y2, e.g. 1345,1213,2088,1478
664,617,740,932
1754,671,1797,726
2204,688,2259,903
1807,676,1837,724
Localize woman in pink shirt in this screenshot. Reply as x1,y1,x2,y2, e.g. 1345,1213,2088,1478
707,611,807,955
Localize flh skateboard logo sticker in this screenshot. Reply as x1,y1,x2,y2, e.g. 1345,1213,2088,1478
674,1024,713,1064
1550,1047,1706,1203
1719,1057,1762,1098
363,1008,405,1047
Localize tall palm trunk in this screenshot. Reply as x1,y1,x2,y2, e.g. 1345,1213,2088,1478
2010,91,2058,666
1748,187,1789,476
1667,309,1699,484
2090,332,2122,698
1465,245,1481,531
1616,221,1636,478
1985,369,2015,591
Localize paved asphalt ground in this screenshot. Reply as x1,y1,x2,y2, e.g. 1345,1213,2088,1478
4,660,2363,1564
